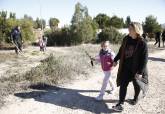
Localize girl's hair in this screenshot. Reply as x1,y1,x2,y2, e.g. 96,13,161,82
101,41,110,47
129,22,143,37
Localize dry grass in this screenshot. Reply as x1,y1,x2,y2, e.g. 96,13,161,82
0,53,19,63
30,50,40,56
0,44,105,107
0,42,161,108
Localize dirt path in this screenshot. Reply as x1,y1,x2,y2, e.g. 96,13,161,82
0,47,165,114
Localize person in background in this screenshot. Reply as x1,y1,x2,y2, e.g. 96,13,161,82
154,31,161,47
162,30,165,47
11,26,23,54
142,33,148,42
42,35,47,51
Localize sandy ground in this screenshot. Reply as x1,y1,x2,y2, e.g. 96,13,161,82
0,45,165,114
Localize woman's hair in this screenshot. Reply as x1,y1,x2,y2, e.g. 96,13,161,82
101,40,110,47
129,22,143,37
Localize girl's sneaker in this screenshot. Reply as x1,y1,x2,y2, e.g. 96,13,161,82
95,94,103,101
107,88,116,95
109,89,116,94
112,103,124,112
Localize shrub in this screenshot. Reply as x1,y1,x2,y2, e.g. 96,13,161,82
97,27,125,44
46,28,72,46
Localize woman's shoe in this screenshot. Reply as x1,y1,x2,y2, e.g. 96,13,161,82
129,99,138,105
112,103,124,112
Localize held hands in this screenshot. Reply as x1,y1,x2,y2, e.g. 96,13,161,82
90,57,95,61
113,62,118,67
107,62,111,65
135,73,142,80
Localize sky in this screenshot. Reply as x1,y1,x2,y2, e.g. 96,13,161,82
0,0,165,27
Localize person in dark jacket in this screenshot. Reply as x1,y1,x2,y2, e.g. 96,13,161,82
162,30,165,47
154,31,161,47
11,26,23,54
142,33,148,42
112,22,148,112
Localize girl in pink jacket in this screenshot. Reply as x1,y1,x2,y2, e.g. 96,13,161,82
93,41,116,101
38,36,46,51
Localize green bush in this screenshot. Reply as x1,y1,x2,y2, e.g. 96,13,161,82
46,28,72,46
143,15,162,34
0,11,35,45
20,19,34,42
97,27,125,44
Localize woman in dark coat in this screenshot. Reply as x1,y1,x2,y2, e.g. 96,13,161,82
112,22,148,112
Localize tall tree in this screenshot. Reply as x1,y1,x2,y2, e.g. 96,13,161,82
71,2,83,26
109,15,124,28
19,19,34,41
125,16,131,28
34,17,46,29
0,11,8,43
93,13,110,29
49,18,59,31
143,15,161,33
80,16,94,43
9,12,16,19
24,14,33,21
71,2,95,44
0,11,7,20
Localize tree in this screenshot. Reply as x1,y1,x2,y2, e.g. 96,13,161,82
4,18,18,43
34,17,46,29
9,12,16,19
79,16,94,43
24,14,33,21
143,15,161,33
98,27,125,43
93,14,110,29
0,11,35,44
49,18,59,31
83,6,89,17
0,11,7,20
0,11,16,43
125,16,131,28
109,15,124,28
33,18,39,29
70,3,83,44
46,26,72,46
91,19,99,38
70,2,96,44
71,2,83,26
0,11,7,34
19,19,34,42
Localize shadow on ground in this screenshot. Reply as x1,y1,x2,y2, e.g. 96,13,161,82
149,57,165,62
14,84,119,114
